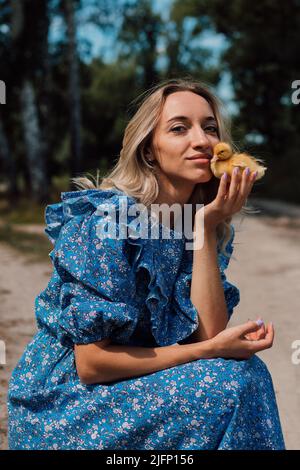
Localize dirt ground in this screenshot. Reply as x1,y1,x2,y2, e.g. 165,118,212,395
227,213,300,450
0,211,299,450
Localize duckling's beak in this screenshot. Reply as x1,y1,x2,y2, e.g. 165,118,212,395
210,155,218,164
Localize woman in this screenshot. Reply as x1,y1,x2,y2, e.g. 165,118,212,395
7,78,285,450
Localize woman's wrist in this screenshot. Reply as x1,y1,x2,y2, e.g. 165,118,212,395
203,205,223,233
194,208,218,237
200,221,218,246
204,215,219,234
179,337,218,360
204,225,217,241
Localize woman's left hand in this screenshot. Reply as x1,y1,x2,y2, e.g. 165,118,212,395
245,318,266,341
201,167,257,232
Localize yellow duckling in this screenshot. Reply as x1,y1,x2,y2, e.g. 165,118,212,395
210,142,267,181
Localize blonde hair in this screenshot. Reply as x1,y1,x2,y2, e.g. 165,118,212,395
72,77,251,257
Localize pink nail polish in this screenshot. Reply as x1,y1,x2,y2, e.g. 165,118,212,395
255,319,264,327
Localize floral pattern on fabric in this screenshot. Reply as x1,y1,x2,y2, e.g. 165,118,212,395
7,188,285,450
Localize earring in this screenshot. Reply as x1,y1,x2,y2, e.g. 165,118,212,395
145,153,154,164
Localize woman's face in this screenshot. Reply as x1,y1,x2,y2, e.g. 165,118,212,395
151,91,220,186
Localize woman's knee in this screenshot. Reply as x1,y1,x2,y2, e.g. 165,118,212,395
191,355,271,396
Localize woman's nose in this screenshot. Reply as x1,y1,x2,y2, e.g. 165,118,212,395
190,127,212,149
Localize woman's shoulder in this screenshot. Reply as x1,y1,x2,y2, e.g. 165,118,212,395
60,187,137,219
61,187,136,205
44,187,138,244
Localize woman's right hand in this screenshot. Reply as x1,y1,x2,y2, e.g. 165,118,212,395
208,320,274,360
198,167,257,232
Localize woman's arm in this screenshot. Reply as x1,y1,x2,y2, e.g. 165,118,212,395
74,320,274,385
74,338,214,385
188,221,228,343
186,168,257,344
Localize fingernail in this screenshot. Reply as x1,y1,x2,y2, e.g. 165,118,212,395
255,319,264,327
253,170,258,180
223,172,227,180
245,167,250,176
233,167,239,175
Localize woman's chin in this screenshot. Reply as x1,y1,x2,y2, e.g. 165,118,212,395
191,171,213,184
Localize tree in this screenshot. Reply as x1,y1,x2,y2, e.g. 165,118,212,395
0,110,18,198
61,0,82,178
170,0,300,202
10,0,50,202
166,0,220,83
116,0,162,89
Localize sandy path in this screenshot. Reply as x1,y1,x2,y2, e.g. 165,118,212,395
227,215,300,450
0,243,52,450
0,214,299,450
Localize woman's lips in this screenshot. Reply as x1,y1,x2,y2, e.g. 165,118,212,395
187,158,210,163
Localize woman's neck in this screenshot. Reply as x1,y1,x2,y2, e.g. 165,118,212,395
153,177,195,229
154,176,194,207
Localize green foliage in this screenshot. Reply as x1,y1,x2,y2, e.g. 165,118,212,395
174,0,300,201
81,58,143,170
1,0,299,205
0,200,45,224
0,223,51,262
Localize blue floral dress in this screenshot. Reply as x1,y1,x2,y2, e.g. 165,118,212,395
7,188,285,450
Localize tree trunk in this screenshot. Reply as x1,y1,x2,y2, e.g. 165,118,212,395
10,0,49,203
0,112,18,199
63,0,82,179
20,80,48,202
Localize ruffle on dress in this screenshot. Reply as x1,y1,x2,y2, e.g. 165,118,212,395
168,222,240,322
217,224,240,319
44,188,239,347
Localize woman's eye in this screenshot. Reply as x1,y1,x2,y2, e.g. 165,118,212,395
170,126,186,133
205,126,218,133
170,125,218,135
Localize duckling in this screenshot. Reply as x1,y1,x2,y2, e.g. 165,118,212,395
210,142,267,181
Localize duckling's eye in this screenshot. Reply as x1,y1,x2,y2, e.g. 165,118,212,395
170,125,186,133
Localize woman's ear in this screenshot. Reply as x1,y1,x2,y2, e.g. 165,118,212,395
145,149,155,164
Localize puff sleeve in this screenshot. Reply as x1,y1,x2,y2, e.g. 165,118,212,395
47,197,141,348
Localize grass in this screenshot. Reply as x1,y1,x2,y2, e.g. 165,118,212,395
0,223,51,263
0,170,106,225
0,202,45,225
0,170,108,260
